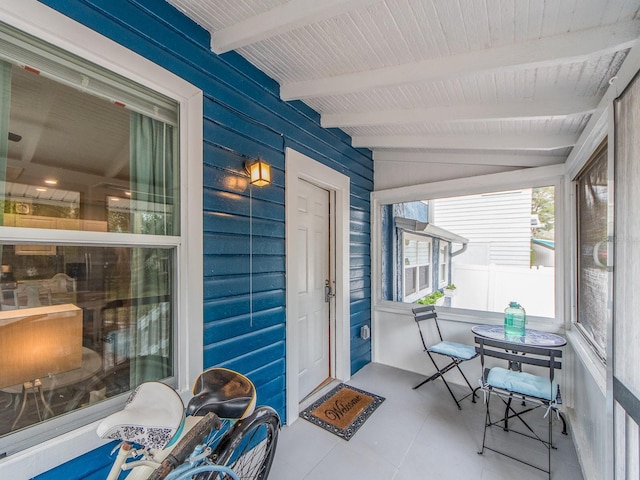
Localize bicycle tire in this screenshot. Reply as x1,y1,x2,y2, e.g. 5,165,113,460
201,406,280,480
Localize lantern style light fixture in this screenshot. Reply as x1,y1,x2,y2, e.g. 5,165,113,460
244,157,271,187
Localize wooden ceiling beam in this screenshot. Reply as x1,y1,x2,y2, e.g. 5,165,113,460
353,134,579,151
321,96,599,127
373,151,565,167
282,21,640,100
210,0,380,54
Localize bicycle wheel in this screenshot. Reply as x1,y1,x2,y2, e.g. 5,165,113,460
204,406,280,480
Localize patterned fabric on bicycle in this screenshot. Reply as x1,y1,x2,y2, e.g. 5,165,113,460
96,382,184,450
186,367,256,420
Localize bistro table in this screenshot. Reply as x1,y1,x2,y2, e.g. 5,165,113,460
471,323,568,434
471,324,566,348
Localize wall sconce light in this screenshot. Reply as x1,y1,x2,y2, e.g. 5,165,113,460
244,157,271,187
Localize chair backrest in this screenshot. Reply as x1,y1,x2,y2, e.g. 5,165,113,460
413,305,444,350
48,273,77,293
46,273,77,304
474,336,562,383
13,283,52,308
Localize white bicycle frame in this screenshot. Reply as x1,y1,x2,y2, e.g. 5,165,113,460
105,416,239,480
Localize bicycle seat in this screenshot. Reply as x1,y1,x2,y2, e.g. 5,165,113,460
96,382,184,450
186,367,256,420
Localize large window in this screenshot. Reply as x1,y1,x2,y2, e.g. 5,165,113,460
379,180,558,319
575,141,608,359
0,21,184,454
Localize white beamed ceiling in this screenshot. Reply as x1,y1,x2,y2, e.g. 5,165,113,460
167,0,640,169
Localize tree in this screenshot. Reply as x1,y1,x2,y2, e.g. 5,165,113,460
532,186,554,240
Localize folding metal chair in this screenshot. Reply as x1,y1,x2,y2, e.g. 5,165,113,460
412,305,479,409
475,336,567,479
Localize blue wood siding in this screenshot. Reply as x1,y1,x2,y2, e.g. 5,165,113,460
30,442,120,480
33,0,372,477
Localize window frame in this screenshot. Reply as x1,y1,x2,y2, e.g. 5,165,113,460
564,109,611,400
573,140,609,362
0,1,203,475
438,242,449,288
371,164,565,326
401,231,432,302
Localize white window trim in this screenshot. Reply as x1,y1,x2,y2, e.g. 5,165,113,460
371,164,566,326
0,2,203,477
438,243,448,288
565,108,611,396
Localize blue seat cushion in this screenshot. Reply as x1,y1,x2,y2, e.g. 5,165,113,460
428,341,477,360
486,367,557,401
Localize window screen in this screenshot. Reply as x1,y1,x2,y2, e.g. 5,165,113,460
576,141,608,359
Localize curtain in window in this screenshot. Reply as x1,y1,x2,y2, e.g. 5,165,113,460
129,112,175,386
130,112,176,236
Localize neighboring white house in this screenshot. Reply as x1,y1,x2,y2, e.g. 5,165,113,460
429,189,555,317
431,189,533,267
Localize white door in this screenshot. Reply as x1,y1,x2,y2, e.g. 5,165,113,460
296,179,332,401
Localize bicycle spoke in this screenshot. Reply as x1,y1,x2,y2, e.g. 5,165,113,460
209,407,280,480
225,426,273,478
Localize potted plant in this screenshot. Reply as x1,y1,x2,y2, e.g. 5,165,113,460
417,290,445,306
443,284,457,297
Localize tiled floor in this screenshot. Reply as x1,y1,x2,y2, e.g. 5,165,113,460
269,363,584,480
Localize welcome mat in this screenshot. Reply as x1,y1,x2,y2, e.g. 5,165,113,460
299,383,385,440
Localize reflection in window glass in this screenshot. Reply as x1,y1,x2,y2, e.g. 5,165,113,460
404,267,416,296
0,24,179,235
576,143,608,358
0,244,173,436
419,265,429,290
404,238,417,266
0,21,179,443
402,233,432,302
439,244,448,286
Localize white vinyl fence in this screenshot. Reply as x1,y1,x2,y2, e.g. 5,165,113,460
450,263,554,318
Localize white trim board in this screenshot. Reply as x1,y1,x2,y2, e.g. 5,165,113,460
284,147,351,425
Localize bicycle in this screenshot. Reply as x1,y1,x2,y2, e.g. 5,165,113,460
96,367,280,480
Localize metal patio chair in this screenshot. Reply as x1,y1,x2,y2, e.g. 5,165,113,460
412,305,479,409
475,335,566,479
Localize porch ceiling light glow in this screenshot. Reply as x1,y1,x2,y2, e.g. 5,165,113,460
244,157,271,187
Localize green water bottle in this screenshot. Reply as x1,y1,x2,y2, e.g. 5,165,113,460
504,301,526,336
